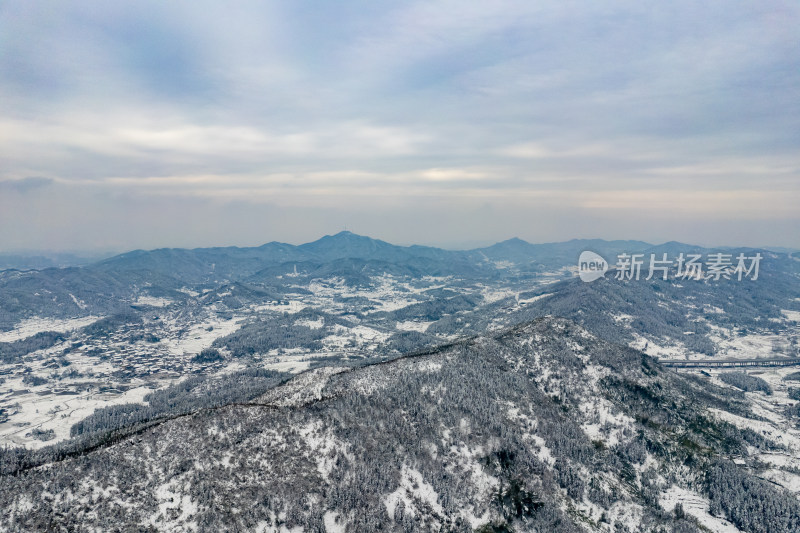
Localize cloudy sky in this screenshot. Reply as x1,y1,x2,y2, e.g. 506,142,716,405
1,1,798,252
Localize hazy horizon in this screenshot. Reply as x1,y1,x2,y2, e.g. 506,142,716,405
1,230,797,258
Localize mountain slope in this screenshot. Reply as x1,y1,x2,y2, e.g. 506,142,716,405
1,317,795,532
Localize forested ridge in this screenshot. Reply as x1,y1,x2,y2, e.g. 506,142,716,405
1,317,797,532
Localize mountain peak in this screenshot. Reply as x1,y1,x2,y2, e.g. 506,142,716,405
305,231,381,247
329,230,366,240
499,237,530,246
310,230,374,241
483,237,532,250
298,231,399,261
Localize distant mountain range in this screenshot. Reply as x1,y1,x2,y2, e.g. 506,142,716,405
1,232,798,336
1,231,782,279
2,235,800,532
87,232,650,283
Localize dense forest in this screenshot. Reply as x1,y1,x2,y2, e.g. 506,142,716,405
1,318,797,532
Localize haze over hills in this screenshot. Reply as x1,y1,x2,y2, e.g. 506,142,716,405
0,251,114,271
0,232,661,279
1,232,798,371
0,231,784,284
1,231,797,345
2,231,789,322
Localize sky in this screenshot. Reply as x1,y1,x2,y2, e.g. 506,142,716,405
1,1,798,252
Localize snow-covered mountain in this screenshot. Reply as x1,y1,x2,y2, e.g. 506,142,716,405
3,317,799,532
1,234,800,532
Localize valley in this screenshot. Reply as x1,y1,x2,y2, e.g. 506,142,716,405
1,234,799,532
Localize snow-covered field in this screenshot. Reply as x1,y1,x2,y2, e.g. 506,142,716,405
395,320,432,333
688,365,800,495
517,292,553,305
659,485,740,533
0,316,103,343
306,276,425,314
783,310,800,322
159,314,243,356
0,383,153,449
711,331,795,359
0,273,479,450
629,333,697,359
628,321,799,362
134,296,173,308
0,307,253,448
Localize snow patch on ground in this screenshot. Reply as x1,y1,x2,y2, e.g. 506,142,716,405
629,333,694,359
151,478,198,531
605,500,645,532
782,310,800,322
177,287,199,297
306,276,423,314
295,317,324,329
612,313,634,324
69,294,87,310
298,421,344,482
580,395,635,447
134,296,172,308
323,511,345,533
517,293,552,305
258,366,348,407
250,300,306,314
480,287,516,304
660,485,740,533
260,354,314,374
709,330,794,359
415,360,443,373
0,316,103,342
160,315,243,357
707,403,800,456
395,320,432,333
761,468,800,493
0,384,152,449
384,465,443,519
